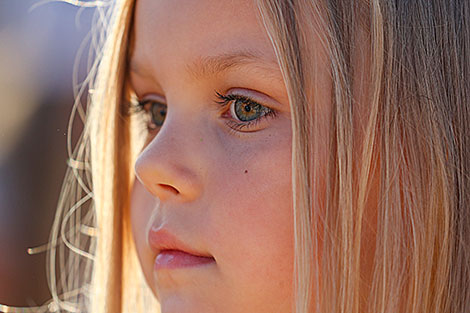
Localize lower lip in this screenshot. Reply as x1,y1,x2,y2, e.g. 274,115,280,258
155,249,216,270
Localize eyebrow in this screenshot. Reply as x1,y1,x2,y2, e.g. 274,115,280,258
129,49,283,83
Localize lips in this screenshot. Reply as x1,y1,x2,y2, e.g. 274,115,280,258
155,249,215,269
148,227,215,269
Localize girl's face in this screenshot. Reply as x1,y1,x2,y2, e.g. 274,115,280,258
129,0,295,312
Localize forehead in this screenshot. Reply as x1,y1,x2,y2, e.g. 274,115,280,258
130,0,280,86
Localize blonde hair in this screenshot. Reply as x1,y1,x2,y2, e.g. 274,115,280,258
257,1,470,313
2,0,469,312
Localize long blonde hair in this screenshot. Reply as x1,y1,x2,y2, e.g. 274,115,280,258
2,0,468,312
257,1,470,313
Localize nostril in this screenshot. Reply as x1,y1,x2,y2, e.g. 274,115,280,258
158,183,179,195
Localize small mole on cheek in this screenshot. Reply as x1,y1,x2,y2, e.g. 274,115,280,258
244,170,248,174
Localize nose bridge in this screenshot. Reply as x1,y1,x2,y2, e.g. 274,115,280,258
134,119,203,202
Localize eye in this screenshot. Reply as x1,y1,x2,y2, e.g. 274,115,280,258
214,90,277,132
231,98,270,122
137,99,167,129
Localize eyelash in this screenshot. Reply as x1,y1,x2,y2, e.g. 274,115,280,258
213,90,277,132
130,90,278,133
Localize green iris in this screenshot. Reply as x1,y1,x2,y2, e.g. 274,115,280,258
150,102,167,127
234,99,267,122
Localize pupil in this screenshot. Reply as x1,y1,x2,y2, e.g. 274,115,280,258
234,100,260,122
151,102,167,127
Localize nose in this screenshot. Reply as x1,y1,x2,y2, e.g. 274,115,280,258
134,122,203,202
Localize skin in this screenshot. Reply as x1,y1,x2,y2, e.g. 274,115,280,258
128,0,293,312
128,0,335,312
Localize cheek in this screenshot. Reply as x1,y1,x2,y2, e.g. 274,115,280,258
207,130,294,308
130,180,158,293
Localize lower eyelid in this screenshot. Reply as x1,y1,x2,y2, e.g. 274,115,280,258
224,110,277,133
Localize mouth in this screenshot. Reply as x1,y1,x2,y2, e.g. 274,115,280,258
148,227,216,270
155,249,216,270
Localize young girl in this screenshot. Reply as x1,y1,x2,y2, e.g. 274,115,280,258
2,0,469,312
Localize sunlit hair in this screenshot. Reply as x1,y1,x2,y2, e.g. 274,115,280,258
2,0,469,312
257,1,470,313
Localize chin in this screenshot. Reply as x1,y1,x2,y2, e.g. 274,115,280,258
159,297,218,313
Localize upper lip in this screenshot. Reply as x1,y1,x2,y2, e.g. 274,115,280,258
148,227,214,259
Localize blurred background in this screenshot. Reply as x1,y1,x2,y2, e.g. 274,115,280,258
0,0,94,308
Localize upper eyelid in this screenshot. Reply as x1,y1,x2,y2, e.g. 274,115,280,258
134,91,266,108
228,88,284,111
214,91,263,106
214,89,280,112
134,92,167,105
